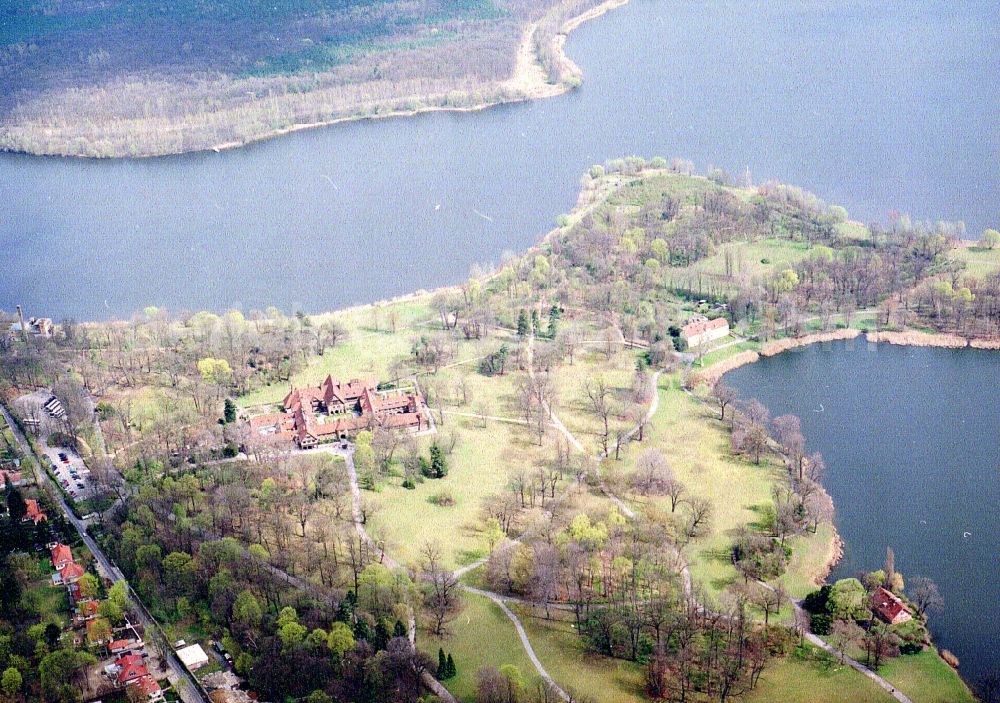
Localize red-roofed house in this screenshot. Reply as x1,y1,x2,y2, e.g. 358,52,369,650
680,315,730,349
0,468,24,486
251,375,428,449
74,599,100,623
134,674,164,702
59,562,86,585
109,637,143,655
24,499,47,524
51,543,74,571
114,653,149,686
870,587,913,624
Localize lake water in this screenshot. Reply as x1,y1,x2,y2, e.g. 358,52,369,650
2,0,998,321
724,340,1000,689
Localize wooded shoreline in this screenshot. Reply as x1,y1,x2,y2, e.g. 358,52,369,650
1,0,630,160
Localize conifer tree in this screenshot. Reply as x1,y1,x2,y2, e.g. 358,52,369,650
517,309,529,337
446,653,456,678
438,648,448,678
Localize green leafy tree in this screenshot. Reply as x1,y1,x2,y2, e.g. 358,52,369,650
327,622,355,659
429,443,448,478
982,228,1000,249
232,590,263,631
2,667,22,698
393,619,407,638
829,578,869,621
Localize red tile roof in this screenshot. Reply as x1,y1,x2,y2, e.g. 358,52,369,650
60,562,86,582
255,376,426,447
77,599,100,618
51,543,74,568
870,586,912,624
133,674,162,698
681,316,729,338
25,499,47,524
116,653,149,684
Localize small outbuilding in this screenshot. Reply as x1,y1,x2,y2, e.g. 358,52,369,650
176,643,210,671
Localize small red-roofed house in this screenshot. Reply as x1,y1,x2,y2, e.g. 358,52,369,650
870,586,913,624
74,599,100,623
24,499,47,524
134,674,164,702
50,543,74,571
59,562,86,585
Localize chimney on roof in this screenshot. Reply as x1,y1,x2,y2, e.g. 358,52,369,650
16,305,28,344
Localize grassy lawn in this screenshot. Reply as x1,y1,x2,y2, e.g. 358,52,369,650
615,374,788,602
366,417,553,570
949,245,1000,280
687,238,815,280
779,522,838,600
877,649,975,703
420,591,538,703
512,606,646,703
747,644,896,703
548,346,637,456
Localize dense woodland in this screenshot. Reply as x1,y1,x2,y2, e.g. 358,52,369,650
1,163,995,702
0,0,606,156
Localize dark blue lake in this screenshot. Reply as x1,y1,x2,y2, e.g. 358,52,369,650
725,340,1000,689
2,0,998,320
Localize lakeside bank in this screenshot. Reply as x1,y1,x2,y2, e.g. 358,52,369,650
714,334,997,696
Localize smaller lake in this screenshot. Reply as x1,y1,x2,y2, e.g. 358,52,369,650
724,340,999,689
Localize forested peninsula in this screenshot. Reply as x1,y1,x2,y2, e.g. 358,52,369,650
3,160,996,702
0,0,623,158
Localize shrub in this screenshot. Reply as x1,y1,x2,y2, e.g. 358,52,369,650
810,613,832,635
430,490,454,507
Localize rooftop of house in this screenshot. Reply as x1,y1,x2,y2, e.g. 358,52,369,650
115,653,149,683
25,498,47,523
681,315,729,337
51,543,73,566
60,562,86,582
870,586,911,622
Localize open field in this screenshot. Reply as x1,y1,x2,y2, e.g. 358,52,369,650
513,606,646,703
420,590,539,702
367,416,556,570
949,245,1000,279
746,645,896,703
878,650,976,703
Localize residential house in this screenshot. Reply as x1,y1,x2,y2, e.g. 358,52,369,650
110,653,163,702
50,543,74,571
7,317,54,339
58,562,86,585
0,468,24,487
680,315,730,349
23,498,47,524
250,375,428,449
870,586,913,624
74,599,100,624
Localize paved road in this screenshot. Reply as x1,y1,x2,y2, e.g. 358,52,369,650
0,403,209,703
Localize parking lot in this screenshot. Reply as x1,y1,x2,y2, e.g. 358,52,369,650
42,443,95,502
17,389,97,503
